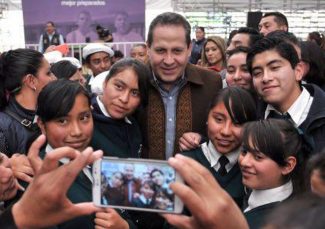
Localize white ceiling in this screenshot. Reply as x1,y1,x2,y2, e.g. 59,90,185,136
173,0,325,12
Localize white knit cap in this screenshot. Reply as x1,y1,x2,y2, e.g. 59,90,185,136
61,57,82,69
82,43,114,59
90,70,109,95
43,51,63,64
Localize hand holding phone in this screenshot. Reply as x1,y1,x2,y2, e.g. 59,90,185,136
162,154,249,229
93,157,184,214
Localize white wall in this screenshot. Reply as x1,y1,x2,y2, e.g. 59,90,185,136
145,0,173,40
0,0,24,52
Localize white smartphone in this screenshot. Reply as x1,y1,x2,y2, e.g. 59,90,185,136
93,157,184,214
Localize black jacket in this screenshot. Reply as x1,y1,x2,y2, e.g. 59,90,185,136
257,84,325,154
90,96,142,158
0,97,40,157
299,84,325,154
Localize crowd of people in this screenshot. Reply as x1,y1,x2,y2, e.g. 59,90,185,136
1,10,325,229
101,163,174,211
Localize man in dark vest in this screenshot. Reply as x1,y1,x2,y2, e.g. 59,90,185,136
38,21,64,53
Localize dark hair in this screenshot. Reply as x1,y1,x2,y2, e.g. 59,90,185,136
113,50,124,59
36,79,91,122
0,49,44,109
226,46,250,59
266,30,300,47
150,168,164,178
262,12,289,30
209,87,257,125
300,41,325,87
50,60,78,80
265,193,325,229
305,152,325,191
308,31,325,50
227,29,238,46
196,26,205,33
246,37,299,74
242,119,309,194
104,58,149,107
147,12,191,48
96,25,112,39
141,179,155,189
131,43,147,50
46,21,55,27
236,27,263,47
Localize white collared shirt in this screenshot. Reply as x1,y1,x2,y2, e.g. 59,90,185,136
96,96,132,124
264,87,313,126
139,194,152,204
88,75,95,86
201,141,240,172
45,144,93,183
244,180,293,212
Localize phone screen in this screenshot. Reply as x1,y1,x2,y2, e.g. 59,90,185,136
96,158,179,213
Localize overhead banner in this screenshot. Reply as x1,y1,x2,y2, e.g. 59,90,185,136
22,0,145,44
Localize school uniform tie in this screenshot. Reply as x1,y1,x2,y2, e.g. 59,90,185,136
267,110,291,120
218,155,229,176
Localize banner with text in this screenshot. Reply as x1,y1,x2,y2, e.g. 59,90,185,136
22,0,145,44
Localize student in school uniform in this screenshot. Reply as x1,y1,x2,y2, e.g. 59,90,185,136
132,180,155,208
36,80,136,229
181,87,257,208
239,119,309,229
246,36,325,154
90,58,149,159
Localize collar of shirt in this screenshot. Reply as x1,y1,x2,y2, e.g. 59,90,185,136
264,87,313,126
96,96,132,124
201,141,240,172
45,144,93,183
46,32,54,39
244,180,293,212
88,75,95,85
139,194,151,204
152,71,186,93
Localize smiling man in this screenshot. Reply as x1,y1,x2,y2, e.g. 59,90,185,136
137,12,222,161
82,43,114,92
247,37,325,154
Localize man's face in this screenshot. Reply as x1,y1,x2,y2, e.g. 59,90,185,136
148,25,191,90
258,16,287,36
45,23,55,34
87,52,111,77
114,13,129,34
195,28,205,41
311,169,325,197
151,171,164,186
226,33,250,52
251,50,303,112
124,164,134,180
141,183,154,199
77,12,90,27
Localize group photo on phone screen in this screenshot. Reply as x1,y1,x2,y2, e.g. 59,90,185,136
100,161,176,212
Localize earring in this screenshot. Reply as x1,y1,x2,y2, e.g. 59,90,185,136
33,87,37,91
